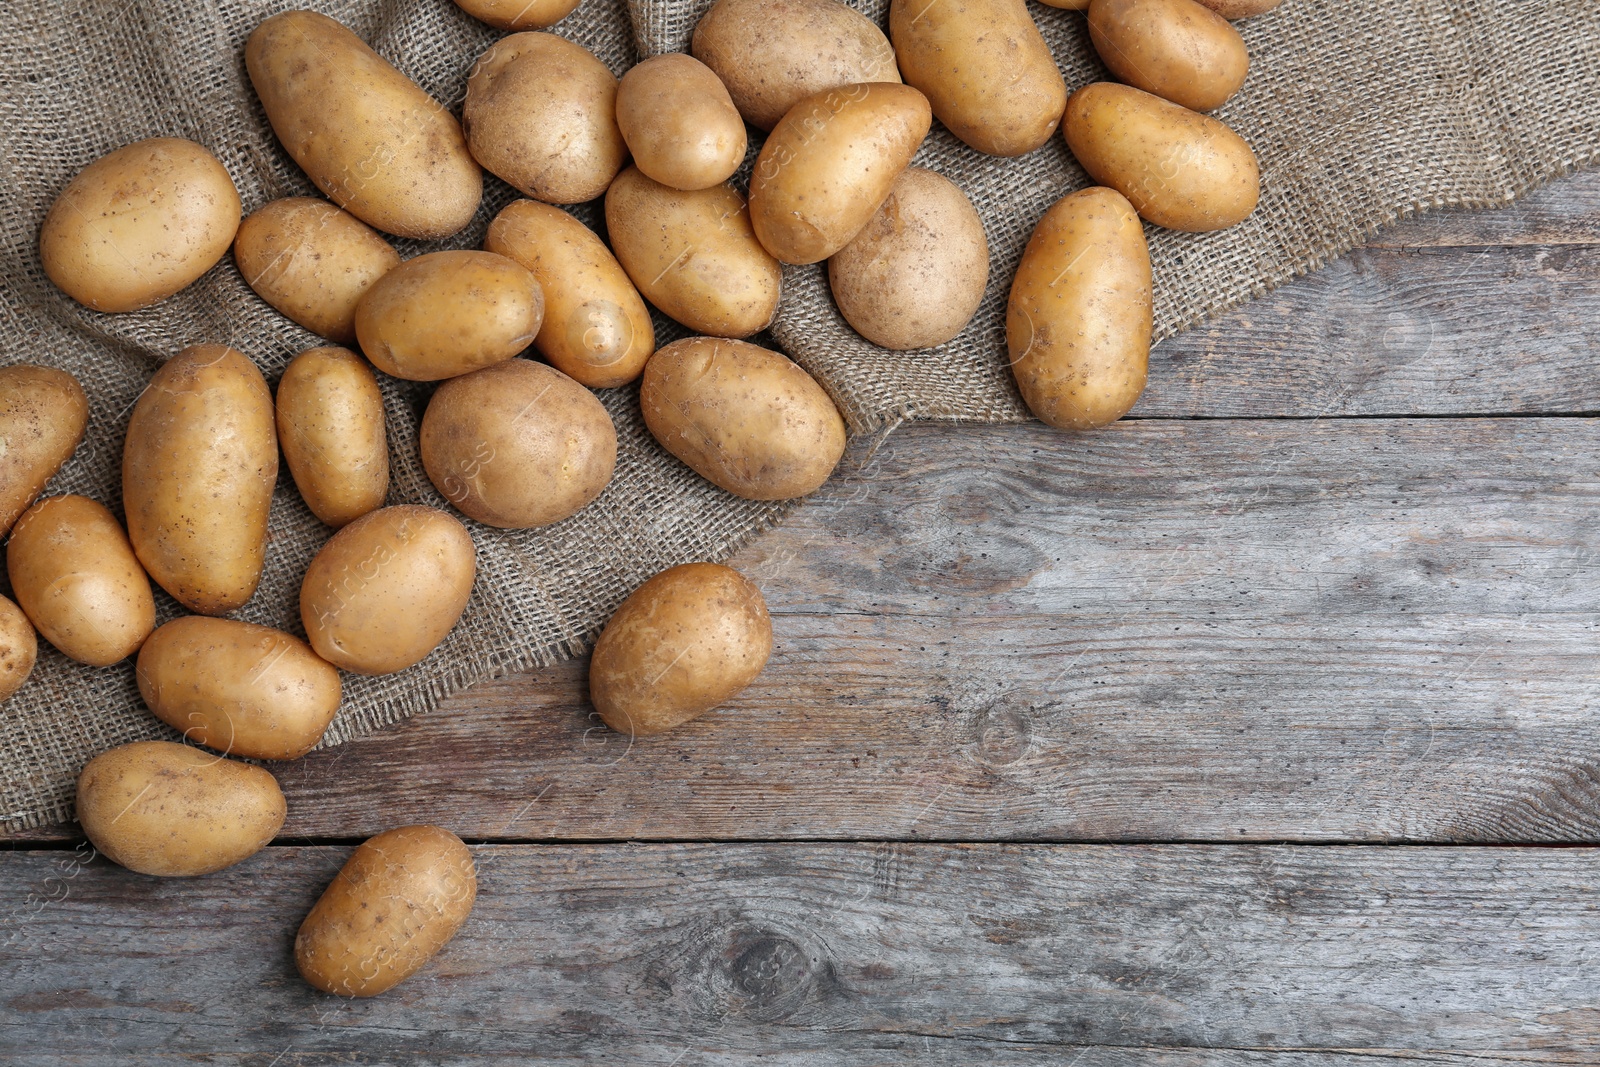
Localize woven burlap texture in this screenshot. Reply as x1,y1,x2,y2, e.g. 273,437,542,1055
2,0,1596,831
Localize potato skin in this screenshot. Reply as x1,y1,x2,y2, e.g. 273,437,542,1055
605,168,781,339
76,740,286,877
421,360,617,529
7,496,156,666
1063,82,1260,231
354,251,543,382
616,54,747,191
828,166,990,350
137,617,341,761
454,0,581,29
233,198,401,345
295,825,476,997
890,0,1067,157
300,505,476,675
1193,0,1280,18
485,200,655,388
642,337,847,500
1007,187,1151,430
748,82,932,265
40,138,240,313
1087,0,1249,113
0,365,88,539
123,345,277,616
590,563,772,736
277,347,390,528
692,0,902,131
0,595,35,702
463,33,626,205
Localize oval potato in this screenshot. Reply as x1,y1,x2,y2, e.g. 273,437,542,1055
1007,187,1152,430
485,200,655,388
245,10,482,239
300,505,476,675
1063,81,1260,231
605,168,781,338
454,0,581,29
748,82,932,265
40,138,240,313
7,495,156,666
123,345,277,615
76,740,286,877
295,825,476,997
616,53,747,191
421,360,617,529
277,346,390,528
1193,0,1280,17
0,594,37,702
1087,0,1249,113
233,198,401,345
0,364,88,539
137,617,341,761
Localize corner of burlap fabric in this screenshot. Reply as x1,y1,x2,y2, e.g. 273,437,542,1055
2,0,1597,831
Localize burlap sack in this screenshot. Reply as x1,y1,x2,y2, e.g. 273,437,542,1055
2,0,1595,831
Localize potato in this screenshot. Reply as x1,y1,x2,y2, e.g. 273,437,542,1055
590,563,772,736
123,345,277,615
890,0,1067,157
641,337,846,500
615,54,747,191
300,505,476,675
1007,187,1151,430
828,167,990,350
1193,0,1280,17
295,825,476,997
233,198,401,345
1087,0,1249,113
484,200,655,388
354,251,543,382
7,495,155,666
0,365,88,539
605,168,781,338
246,10,481,240
137,617,341,761
76,741,285,877
692,0,902,131
463,33,626,205
421,360,617,529
454,0,580,29
39,138,240,313
1063,82,1260,231
748,83,932,265
0,595,37,703
277,347,390,528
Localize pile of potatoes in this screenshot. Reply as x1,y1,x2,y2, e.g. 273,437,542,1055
7,0,1280,996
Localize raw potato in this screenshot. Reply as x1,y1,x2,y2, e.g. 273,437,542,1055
1063,81,1260,231
828,167,990,350
354,251,544,382
277,347,390,528
137,617,342,761
295,825,477,997
245,10,482,239
123,345,277,615
1087,0,1249,113
300,505,476,675
421,360,617,529
691,0,902,131
0,365,88,539
615,54,747,191
233,198,401,345
0,595,35,702
1193,0,1280,17
39,138,240,313
590,563,772,736
7,495,156,666
890,0,1067,157
485,200,655,388
76,741,286,877
605,168,781,338
453,0,581,29
748,82,932,264
1007,187,1152,429
641,337,847,500
463,33,626,205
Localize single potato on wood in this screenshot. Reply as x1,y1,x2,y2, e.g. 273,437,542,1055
453,0,581,29
616,54,747,191
0,595,37,703
1087,0,1249,113
0,364,88,539
590,563,773,736
277,346,390,528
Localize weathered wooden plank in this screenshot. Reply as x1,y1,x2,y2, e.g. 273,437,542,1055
1366,165,1600,247
2,844,1597,1064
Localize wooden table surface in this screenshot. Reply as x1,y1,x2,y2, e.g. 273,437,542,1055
5,168,1600,1064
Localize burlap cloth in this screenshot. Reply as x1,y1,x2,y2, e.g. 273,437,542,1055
1,0,1595,831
